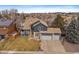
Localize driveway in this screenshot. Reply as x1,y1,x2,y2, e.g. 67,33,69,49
40,40,66,53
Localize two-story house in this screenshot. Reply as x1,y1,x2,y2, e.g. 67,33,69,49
17,17,61,40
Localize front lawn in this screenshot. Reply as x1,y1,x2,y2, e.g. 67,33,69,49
0,36,40,51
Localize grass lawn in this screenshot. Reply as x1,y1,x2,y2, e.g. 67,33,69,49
0,36,40,51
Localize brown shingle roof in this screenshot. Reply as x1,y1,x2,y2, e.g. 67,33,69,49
40,28,61,33
23,17,48,29
23,17,39,29
39,20,48,27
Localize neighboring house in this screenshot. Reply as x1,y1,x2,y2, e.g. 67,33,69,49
0,18,17,40
17,17,61,40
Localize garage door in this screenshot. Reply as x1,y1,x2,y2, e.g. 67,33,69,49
53,34,60,40
40,34,52,40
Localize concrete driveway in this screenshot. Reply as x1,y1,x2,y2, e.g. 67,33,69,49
40,40,66,53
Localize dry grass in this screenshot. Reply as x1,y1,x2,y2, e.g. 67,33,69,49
0,36,40,51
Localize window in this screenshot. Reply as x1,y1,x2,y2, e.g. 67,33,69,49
0,35,5,40
21,30,29,36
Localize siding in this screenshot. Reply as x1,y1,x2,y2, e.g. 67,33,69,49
20,30,30,36
8,24,16,33
0,27,8,35
31,23,47,32
0,24,16,35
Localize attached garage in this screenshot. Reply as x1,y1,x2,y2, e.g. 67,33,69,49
40,33,52,40
53,34,60,40
40,33,61,40
39,28,61,40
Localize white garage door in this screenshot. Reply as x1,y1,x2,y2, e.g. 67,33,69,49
53,35,60,40
40,34,52,40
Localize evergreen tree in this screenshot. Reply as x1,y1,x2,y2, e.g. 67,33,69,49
52,14,64,30
66,17,79,43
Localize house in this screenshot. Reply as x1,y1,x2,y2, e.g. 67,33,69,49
18,17,48,37
34,28,61,40
17,17,61,40
0,18,17,40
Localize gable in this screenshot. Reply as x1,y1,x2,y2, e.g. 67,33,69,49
32,22,47,29
31,20,48,28
31,23,47,32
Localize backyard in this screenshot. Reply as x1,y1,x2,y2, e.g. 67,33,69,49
0,36,40,51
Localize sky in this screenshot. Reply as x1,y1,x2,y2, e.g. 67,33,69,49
0,5,79,13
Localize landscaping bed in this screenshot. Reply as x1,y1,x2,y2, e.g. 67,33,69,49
0,36,40,51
